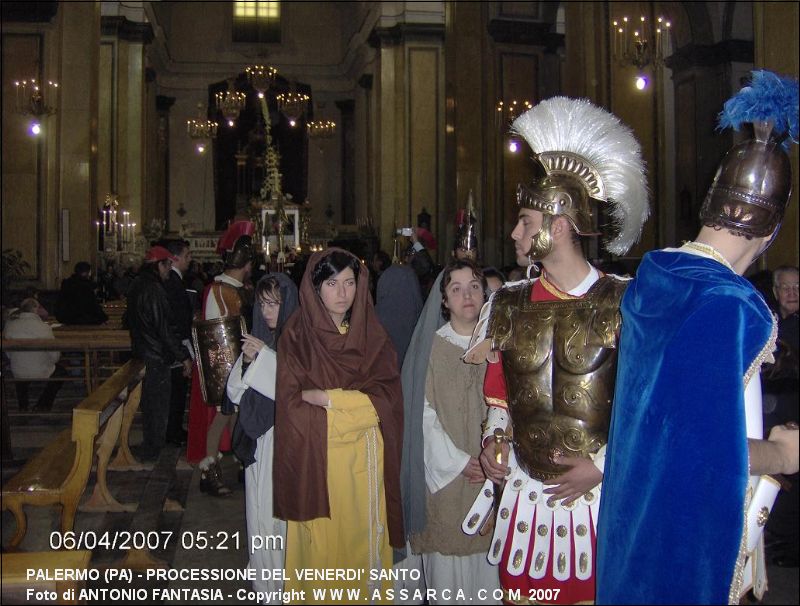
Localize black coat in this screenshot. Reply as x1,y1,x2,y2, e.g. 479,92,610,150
163,269,194,341
55,275,108,325
125,269,187,364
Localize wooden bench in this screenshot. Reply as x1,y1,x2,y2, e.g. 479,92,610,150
2,330,131,392
1,359,145,550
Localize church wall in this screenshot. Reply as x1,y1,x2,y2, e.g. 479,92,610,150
755,1,799,269
1,33,45,284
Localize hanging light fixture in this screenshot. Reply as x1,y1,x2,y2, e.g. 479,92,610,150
187,103,219,153
307,119,336,139
276,90,310,127
216,86,247,127
13,78,59,135
245,64,278,99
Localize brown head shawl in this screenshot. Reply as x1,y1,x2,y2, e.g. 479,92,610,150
274,248,405,548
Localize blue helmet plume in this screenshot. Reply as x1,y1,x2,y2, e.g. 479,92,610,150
717,70,798,150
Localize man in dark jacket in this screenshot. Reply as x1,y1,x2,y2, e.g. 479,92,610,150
126,246,191,460
159,239,195,445
55,261,108,325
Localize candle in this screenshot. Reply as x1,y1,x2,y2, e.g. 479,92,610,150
611,22,616,58
622,17,628,56
95,221,100,251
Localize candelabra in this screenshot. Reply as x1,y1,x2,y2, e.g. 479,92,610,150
13,78,59,135
187,103,219,153
245,64,277,98
95,194,136,253
307,119,336,138
216,88,247,127
611,15,672,70
276,91,310,127
495,99,533,129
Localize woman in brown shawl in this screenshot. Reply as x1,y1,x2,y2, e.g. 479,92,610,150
275,248,404,602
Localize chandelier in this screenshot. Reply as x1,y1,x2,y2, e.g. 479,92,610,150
245,64,277,98
611,15,672,70
187,103,219,153
307,119,336,139
216,88,247,126
14,78,59,135
276,91,310,127
495,99,532,129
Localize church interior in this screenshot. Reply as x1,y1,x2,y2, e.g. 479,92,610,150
1,1,798,603
2,1,797,288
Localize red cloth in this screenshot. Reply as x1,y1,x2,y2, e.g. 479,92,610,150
485,275,596,605
416,227,437,251
185,282,232,464
216,220,255,254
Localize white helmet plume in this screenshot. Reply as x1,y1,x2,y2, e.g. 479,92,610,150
512,97,650,255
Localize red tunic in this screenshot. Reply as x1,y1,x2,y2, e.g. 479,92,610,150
484,274,596,605
185,283,232,464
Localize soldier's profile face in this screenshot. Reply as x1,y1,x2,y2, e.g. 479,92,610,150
511,208,544,264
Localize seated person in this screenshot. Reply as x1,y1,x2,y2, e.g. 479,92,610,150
55,261,108,325
4,298,66,411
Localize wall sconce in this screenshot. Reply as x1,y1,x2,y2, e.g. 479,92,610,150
611,15,672,71
14,78,59,135
496,99,533,130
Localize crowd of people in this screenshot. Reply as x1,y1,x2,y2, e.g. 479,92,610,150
3,72,797,605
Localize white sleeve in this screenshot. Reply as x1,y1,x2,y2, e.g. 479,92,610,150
204,289,222,320
481,405,510,445
226,354,248,404
422,396,470,494
242,346,277,400
591,444,606,475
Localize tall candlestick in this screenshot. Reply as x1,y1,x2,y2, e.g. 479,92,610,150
621,17,627,56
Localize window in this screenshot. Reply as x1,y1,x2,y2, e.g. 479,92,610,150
233,1,281,43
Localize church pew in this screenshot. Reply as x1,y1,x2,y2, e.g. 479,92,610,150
1,359,145,550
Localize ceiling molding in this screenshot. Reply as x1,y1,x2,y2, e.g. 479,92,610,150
101,15,154,43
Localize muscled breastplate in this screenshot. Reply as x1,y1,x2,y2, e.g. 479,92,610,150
488,276,628,481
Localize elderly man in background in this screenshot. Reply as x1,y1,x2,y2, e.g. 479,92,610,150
762,265,800,569
4,298,66,411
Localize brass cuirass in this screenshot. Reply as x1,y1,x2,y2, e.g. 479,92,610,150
192,315,247,405
488,276,628,481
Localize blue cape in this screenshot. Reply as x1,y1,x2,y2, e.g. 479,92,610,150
597,250,773,605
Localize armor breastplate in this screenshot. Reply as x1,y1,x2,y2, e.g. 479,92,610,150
192,315,246,405
488,276,628,481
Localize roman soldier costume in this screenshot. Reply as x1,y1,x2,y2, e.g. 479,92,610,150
463,97,649,604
